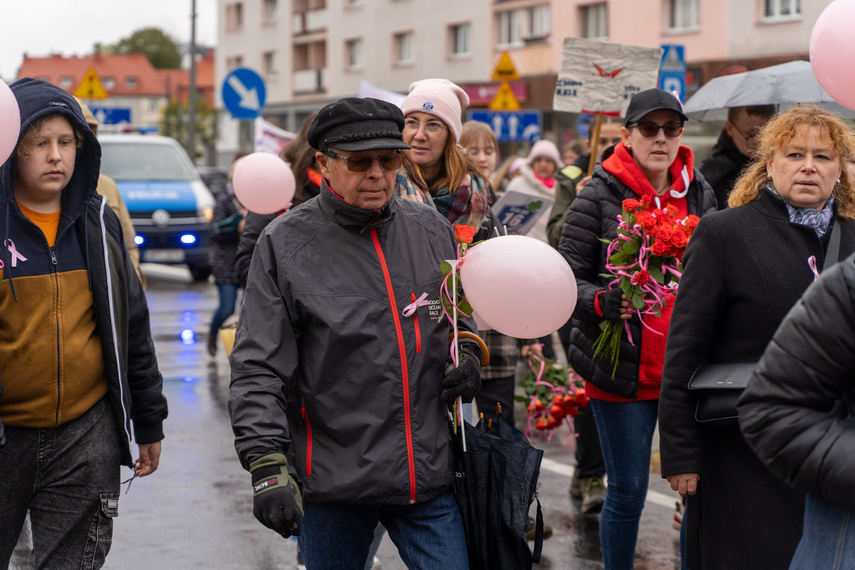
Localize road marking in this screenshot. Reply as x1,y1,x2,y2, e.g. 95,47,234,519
540,457,679,509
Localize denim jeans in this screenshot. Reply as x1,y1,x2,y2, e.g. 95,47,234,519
590,398,659,570
298,490,469,569
209,283,239,336
789,494,855,570
0,398,121,569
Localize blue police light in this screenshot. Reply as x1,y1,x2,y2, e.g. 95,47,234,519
183,375,197,383
134,235,144,245
180,329,196,345
180,234,196,245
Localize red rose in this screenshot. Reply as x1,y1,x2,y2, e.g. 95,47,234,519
655,226,674,243
670,230,688,249
454,224,477,244
622,199,640,212
685,215,700,233
631,269,650,285
651,240,670,256
637,211,658,231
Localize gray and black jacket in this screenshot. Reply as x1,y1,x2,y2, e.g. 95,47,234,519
229,183,476,505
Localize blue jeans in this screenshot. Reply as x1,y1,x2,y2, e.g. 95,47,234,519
789,494,855,570
591,398,659,570
298,490,469,570
209,283,239,336
0,398,121,569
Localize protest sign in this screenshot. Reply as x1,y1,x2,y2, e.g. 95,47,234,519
491,190,555,236
254,117,296,155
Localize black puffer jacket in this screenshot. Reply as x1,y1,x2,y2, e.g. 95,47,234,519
558,145,717,398
739,253,855,510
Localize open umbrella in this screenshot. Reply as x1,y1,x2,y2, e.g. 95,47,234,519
683,60,855,121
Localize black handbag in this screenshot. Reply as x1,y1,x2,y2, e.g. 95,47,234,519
687,362,756,422
686,222,842,423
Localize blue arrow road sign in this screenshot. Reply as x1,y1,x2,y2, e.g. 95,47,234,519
89,107,131,125
468,110,542,143
659,44,686,102
222,67,267,120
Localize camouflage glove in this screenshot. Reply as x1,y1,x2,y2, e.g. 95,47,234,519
249,453,303,537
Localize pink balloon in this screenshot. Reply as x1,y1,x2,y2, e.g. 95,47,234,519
0,81,20,166
459,235,577,339
472,311,492,331
232,152,296,214
810,0,855,110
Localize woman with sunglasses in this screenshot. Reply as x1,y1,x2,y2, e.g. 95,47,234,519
559,88,716,569
660,105,855,569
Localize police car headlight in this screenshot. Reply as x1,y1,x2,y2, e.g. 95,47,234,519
201,206,214,221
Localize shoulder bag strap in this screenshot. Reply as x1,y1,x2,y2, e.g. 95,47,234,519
823,221,842,272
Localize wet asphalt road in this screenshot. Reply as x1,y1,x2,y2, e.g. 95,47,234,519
100,263,683,570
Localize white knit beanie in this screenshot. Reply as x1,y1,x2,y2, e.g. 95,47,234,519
526,140,564,169
401,78,469,142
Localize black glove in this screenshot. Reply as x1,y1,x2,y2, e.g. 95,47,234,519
599,288,625,322
249,453,303,537
442,345,482,404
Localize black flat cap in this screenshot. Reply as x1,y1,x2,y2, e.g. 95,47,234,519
625,88,689,126
307,97,410,152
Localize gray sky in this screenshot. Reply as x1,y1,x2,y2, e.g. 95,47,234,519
0,0,218,82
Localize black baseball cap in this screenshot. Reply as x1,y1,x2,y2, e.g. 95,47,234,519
307,97,411,152
625,89,689,126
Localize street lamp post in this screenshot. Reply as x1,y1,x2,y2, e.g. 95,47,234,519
187,0,197,162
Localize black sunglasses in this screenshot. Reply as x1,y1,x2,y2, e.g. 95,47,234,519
627,121,684,138
323,150,403,172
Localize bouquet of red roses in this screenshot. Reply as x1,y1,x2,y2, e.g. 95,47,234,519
517,354,589,441
592,196,699,377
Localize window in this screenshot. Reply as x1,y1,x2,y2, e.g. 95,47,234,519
667,0,699,31
346,38,363,68
764,0,800,18
528,5,550,40
263,0,277,22
124,76,138,89
226,55,244,70
226,2,244,32
580,3,608,40
395,31,414,64
59,76,73,89
263,51,277,77
102,77,116,90
497,9,524,47
450,23,471,56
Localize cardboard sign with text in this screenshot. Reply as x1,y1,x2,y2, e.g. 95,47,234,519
553,38,663,116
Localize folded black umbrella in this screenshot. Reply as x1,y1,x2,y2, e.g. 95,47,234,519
450,414,544,570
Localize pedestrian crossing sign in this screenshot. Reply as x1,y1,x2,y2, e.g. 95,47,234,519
488,81,521,110
74,68,109,99
492,51,520,81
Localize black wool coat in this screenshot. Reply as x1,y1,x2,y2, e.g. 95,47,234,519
739,253,855,510
659,189,855,569
558,147,717,399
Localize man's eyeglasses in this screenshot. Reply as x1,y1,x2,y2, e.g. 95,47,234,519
626,121,684,138
322,150,403,172
730,122,761,147
403,119,448,137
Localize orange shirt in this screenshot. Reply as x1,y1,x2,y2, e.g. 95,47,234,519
17,201,61,247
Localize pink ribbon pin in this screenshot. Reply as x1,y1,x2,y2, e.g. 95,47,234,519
808,256,820,282
402,292,430,317
5,240,27,267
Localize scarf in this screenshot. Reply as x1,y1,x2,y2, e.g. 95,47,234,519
398,169,489,229
766,185,835,238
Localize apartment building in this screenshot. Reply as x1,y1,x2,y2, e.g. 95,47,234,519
215,0,830,156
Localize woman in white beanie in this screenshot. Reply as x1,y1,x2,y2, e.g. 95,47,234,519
505,139,564,243
398,78,499,240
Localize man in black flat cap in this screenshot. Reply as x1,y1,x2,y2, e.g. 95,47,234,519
228,97,482,568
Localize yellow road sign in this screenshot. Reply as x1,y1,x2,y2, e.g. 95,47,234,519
491,52,520,81
488,81,521,110
73,68,109,99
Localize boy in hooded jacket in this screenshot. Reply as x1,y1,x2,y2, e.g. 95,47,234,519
0,78,167,569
